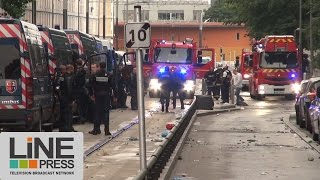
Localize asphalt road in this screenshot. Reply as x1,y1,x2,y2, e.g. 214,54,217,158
170,93,320,180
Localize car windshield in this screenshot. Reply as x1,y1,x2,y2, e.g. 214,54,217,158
260,52,298,69
244,54,252,67
154,47,192,64
0,38,21,79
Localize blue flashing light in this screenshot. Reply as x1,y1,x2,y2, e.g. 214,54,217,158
161,40,166,44
290,73,296,78
180,69,187,74
159,67,165,73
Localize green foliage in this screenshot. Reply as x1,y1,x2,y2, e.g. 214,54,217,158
1,0,32,18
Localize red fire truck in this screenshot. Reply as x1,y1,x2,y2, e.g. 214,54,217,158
145,38,215,98
240,49,253,89
249,35,301,100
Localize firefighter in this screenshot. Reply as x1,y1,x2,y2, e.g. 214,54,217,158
171,68,185,109
159,66,171,112
59,64,76,132
213,64,223,100
204,66,216,96
89,62,113,136
221,65,232,104
302,54,310,77
129,67,138,110
73,59,88,123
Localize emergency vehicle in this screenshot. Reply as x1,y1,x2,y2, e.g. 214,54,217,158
0,19,54,131
240,49,253,89
249,35,301,100
38,26,73,74
146,38,215,98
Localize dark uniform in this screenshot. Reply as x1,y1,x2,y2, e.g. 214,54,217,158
59,72,75,132
118,73,128,108
204,69,216,96
213,67,223,100
159,67,171,112
129,71,138,110
171,70,185,109
89,63,114,135
221,67,232,103
73,66,88,122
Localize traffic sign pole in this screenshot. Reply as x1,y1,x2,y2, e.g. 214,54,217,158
134,5,147,171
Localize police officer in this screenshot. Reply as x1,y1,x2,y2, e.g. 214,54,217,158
89,62,113,136
221,65,232,104
59,64,76,132
171,68,185,109
159,66,171,112
213,64,223,100
118,65,128,108
204,66,216,96
129,68,138,110
73,59,88,123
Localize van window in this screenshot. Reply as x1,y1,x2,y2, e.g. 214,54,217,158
81,36,95,56
27,39,48,77
0,38,21,79
51,34,73,65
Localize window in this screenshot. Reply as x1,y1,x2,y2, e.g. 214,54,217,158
123,10,149,22
193,10,202,22
27,39,48,77
236,33,240,40
158,10,184,21
51,33,73,65
0,38,21,79
260,52,298,69
154,48,192,64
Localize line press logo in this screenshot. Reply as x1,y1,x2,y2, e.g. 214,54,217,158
0,132,83,180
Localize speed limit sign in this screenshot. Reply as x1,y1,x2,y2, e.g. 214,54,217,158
125,22,151,49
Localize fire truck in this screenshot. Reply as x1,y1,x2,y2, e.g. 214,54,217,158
240,49,253,90
0,19,54,131
146,38,215,98
249,35,301,100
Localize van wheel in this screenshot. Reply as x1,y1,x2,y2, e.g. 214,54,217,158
257,95,264,100
285,94,295,100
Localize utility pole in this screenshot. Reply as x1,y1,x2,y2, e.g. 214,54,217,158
103,0,106,38
86,0,89,33
32,0,36,24
310,0,313,63
51,0,54,27
115,0,119,50
63,0,68,29
98,0,101,37
125,0,128,52
199,11,203,48
299,0,302,55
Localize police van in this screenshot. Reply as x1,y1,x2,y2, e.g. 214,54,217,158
0,19,54,131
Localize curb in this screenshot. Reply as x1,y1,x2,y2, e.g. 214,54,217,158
159,107,241,180
283,114,320,154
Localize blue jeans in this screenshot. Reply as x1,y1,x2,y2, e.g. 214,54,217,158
235,87,244,104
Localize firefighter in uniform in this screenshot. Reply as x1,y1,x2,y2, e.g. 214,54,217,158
213,64,223,100
129,68,138,110
221,65,232,104
204,66,216,96
159,66,171,112
89,62,114,136
59,64,76,132
171,68,185,109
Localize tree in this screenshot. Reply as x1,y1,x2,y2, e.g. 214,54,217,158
204,0,240,23
1,0,33,18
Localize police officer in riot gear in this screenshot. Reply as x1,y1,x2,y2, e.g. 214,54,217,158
171,68,185,110
118,64,128,108
221,65,232,104
89,62,114,136
159,66,171,112
213,64,223,100
59,64,76,132
129,68,138,110
204,66,216,96
73,59,88,123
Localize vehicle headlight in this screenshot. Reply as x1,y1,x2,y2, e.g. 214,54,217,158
259,85,264,90
184,80,195,91
292,83,300,94
149,79,161,90
244,74,250,79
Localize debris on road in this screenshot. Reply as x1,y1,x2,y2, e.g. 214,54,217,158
247,139,256,143
128,137,138,141
308,157,314,161
260,172,268,175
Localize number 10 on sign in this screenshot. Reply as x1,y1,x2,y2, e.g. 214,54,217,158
125,23,151,49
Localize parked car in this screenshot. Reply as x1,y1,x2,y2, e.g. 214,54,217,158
308,86,320,142
295,77,320,130
295,80,310,126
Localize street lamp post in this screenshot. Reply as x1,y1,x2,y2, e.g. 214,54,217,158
103,0,106,38
32,0,36,24
115,0,119,50
63,0,68,29
52,0,54,28
299,0,302,54
199,11,203,48
78,0,80,31
86,0,89,33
